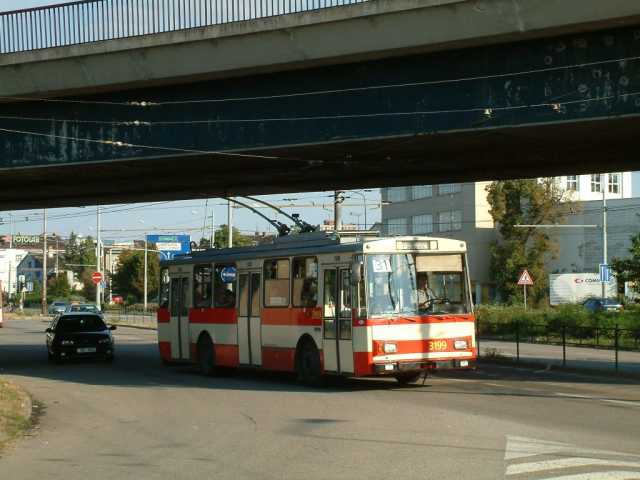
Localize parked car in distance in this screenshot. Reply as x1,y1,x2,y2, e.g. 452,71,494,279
48,300,68,315
582,297,623,313
46,313,116,363
64,303,101,315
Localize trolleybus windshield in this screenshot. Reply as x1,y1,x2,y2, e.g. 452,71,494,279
366,253,469,316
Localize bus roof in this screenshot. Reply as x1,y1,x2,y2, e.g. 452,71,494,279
162,231,467,267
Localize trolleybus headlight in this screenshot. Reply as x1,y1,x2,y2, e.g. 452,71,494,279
383,343,397,354
454,340,468,350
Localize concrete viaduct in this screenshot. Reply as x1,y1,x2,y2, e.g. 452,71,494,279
1,0,640,208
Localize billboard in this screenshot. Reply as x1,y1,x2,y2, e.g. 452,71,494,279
549,273,617,305
146,234,191,261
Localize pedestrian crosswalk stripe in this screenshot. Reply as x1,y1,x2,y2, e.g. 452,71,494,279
504,436,640,479
506,457,640,476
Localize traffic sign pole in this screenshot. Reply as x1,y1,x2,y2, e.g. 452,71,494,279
524,284,527,310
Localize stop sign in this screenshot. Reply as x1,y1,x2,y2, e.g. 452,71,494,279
92,271,103,285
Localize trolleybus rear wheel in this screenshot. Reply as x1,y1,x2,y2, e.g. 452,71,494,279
297,340,322,386
198,335,216,376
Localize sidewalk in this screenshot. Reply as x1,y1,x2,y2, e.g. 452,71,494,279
480,339,640,375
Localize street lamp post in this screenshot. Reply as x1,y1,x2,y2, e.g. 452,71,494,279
602,173,608,300
144,234,148,312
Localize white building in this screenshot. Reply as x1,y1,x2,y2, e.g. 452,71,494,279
555,172,635,201
0,248,28,297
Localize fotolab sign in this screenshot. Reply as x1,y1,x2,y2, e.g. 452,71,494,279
549,273,617,305
13,235,41,245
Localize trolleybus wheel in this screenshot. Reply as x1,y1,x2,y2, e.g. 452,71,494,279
394,372,422,385
197,335,216,376
297,340,322,386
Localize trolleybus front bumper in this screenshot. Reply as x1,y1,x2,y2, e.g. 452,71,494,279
373,359,474,375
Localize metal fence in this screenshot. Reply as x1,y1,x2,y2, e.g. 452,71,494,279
103,306,157,327
0,0,369,54
477,320,640,374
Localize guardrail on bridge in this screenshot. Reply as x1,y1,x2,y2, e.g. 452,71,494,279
0,0,369,54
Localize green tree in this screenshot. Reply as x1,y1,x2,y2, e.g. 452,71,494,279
486,179,577,305
64,232,97,299
212,225,253,249
112,249,160,303
612,233,640,293
48,273,71,299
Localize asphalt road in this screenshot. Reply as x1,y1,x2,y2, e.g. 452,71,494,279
1,319,639,480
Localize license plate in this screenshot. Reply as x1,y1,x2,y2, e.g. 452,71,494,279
460,360,469,367
77,347,96,354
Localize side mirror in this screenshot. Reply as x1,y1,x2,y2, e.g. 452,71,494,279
351,261,363,284
45,328,52,333
109,325,117,331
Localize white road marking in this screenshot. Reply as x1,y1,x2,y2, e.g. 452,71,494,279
484,382,505,388
602,399,640,408
506,457,640,475
537,473,640,480
505,436,640,480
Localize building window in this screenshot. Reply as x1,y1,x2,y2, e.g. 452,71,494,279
264,259,290,307
386,187,407,203
292,257,318,307
193,265,212,308
438,183,462,195
609,173,620,194
385,218,408,236
438,211,462,232
566,175,578,191
411,185,433,200
591,174,601,193
412,214,433,235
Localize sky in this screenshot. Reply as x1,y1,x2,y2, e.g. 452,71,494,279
0,1,53,11
0,190,383,242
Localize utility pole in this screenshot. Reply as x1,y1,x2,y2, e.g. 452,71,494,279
602,173,608,300
96,205,101,310
144,233,148,312
41,209,47,315
227,198,233,248
334,190,344,232
210,208,215,248
8,213,14,248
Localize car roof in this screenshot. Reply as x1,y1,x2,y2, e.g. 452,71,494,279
58,312,103,318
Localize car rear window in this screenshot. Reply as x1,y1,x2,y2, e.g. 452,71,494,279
57,316,107,332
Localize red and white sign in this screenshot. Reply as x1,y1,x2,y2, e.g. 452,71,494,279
91,272,103,285
517,270,534,286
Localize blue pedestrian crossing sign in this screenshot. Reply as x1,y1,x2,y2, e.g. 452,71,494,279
599,264,611,282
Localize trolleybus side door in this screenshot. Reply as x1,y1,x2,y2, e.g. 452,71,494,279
322,266,354,374
237,271,262,366
170,276,191,360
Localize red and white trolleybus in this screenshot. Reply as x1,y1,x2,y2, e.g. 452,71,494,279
157,232,476,384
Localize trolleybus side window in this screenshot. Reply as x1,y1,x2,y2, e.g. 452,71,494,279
292,257,318,308
264,259,290,307
214,264,237,308
159,269,170,309
193,265,212,308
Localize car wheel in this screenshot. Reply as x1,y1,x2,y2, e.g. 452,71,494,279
197,335,216,376
394,372,423,385
297,340,323,386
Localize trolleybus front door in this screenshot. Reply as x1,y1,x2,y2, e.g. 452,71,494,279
322,267,354,374
170,277,191,361
237,271,262,366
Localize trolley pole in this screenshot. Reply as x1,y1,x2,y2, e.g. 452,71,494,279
41,209,47,315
